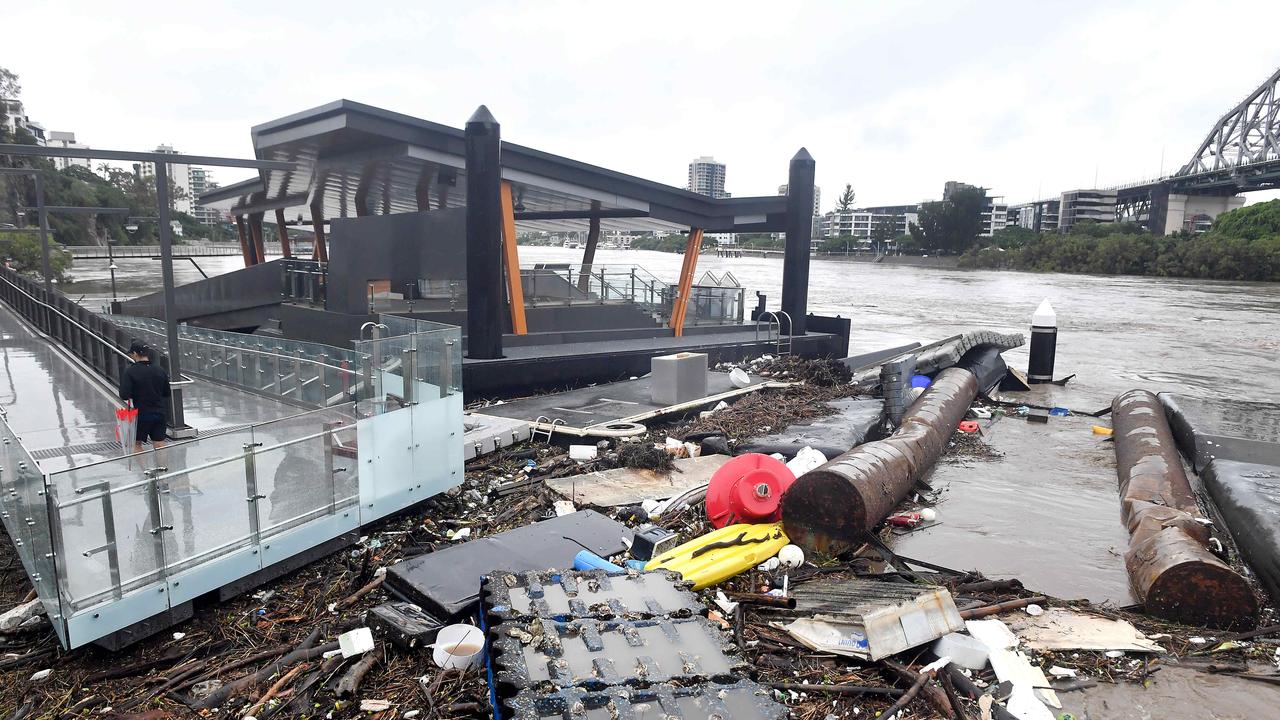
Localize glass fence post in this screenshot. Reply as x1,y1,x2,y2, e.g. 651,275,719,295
144,472,171,582
243,442,264,546
440,340,454,399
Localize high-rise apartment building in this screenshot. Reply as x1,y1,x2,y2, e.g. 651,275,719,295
688,156,728,199
140,145,219,225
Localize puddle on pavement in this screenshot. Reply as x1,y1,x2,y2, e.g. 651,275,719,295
894,397,1135,605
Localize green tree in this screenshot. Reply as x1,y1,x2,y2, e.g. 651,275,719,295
836,184,855,213
1,231,72,282
1212,200,1280,241
870,215,899,255
989,225,1036,250
907,185,986,253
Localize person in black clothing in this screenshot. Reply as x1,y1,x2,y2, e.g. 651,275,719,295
119,339,171,452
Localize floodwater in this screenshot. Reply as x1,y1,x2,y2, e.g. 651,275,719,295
58,247,1280,605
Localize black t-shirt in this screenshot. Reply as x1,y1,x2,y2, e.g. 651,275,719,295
119,361,171,417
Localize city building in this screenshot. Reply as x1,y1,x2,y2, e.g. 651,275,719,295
140,145,219,225
942,180,1007,237
688,156,728,199
1,98,45,144
1058,189,1117,231
1009,200,1060,232
820,204,919,245
778,183,822,241
44,131,91,171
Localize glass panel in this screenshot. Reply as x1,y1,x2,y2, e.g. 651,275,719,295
46,457,168,613
251,406,359,540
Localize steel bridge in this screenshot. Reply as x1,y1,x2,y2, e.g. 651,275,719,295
1114,66,1280,232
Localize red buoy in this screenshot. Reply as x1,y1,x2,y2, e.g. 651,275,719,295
706,453,797,528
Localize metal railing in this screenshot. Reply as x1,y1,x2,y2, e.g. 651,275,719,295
0,266,149,387
0,317,464,650
281,259,327,306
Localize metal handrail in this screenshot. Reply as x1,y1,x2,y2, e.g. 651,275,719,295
118,323,358,375
0,272,132,361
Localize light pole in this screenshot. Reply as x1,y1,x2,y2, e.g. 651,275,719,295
107,239,119,312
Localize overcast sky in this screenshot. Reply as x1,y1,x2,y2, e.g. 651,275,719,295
6,0,1280,209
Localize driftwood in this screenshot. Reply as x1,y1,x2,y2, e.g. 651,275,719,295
336,575,385,611
172,643,291,694
877,665,933,720
193,628,336,710
84,648,187,683
960,596,1048,620
882,660,954,720
765,682,903,697
280,654,346,716
945,665,1019,720
242,661,309,718
335,648,381,696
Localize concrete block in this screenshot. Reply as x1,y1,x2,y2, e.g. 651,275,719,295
651,352,708,406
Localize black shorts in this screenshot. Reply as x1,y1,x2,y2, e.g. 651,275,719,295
137,413,168,442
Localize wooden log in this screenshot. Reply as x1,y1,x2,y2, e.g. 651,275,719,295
960,596,1048,620
193,629,336,710
336,575,385,611
882,660,954,720
945,665,1018,720
242,661,309,718
335,649,381,697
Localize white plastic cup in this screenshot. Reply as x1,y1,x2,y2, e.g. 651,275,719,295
729,368,751,388
432,624,485,670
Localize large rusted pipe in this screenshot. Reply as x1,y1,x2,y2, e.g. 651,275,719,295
1112,390,1257,629
782,367,979,555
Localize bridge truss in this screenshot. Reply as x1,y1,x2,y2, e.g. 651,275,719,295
1179,66,1280,177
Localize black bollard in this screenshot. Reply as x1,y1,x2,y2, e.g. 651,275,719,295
464,105,505,359
1027,299,1057,384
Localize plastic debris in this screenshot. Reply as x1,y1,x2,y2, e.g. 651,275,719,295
932,632,990,670
785,446,828,478
338,627,375,658
568,444,598,461
777,544,805,568
360,700,393,712
29,668,51,682
553,499,577,517
729,367,752,388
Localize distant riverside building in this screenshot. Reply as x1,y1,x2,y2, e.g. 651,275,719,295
688,156,728,199
943,180,1007,237
45,131,91,171
689,156,734,244
1,98,45,144
1058,189,1118,232
1009,200,1061,232
778,183,822,241
140,145,219,225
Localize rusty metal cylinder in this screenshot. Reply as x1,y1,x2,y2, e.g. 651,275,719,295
782,367,979,555
1112,390,1256,629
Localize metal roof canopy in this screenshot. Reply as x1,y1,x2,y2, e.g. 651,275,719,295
200,100,791,234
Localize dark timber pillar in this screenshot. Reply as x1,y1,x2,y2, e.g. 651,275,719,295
781,148,815,335
577,200,602,293
248,212,266,265
464,105,504,359
310,204,328,263
274,208,293,258
235,215,252,266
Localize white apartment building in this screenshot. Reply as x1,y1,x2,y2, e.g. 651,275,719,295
821,205,919,241
140,145,219,225
2,98,45,144
688,156,728,199
45,131,91,171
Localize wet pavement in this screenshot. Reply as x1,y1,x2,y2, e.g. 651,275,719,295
0,302,315,472
1063,664,1280,719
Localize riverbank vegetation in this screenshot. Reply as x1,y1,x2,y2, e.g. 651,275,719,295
959,201,1280,281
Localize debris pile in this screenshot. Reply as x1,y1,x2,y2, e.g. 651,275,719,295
3,345,1278,718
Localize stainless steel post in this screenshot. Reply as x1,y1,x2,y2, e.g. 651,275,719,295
244,443,264,545
402,348,417,405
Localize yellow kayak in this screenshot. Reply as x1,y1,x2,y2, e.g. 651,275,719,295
645,522,788,590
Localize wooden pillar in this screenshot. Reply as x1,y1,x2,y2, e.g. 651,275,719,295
310,204,328,263
234,215,252,266
248,212,266,265
576,200,602,293
500,181,528,335
274,208,292,259
669,228,704,337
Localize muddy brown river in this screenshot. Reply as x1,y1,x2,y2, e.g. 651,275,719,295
62,247,1280,607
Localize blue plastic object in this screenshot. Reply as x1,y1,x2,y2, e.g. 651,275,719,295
573,550,626,574
911,374,932,389
624,559,647,572
1049,407,1070,416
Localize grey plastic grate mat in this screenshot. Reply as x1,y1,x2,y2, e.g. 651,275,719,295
492,617,743,691
484,569,701,622
504,680,787,720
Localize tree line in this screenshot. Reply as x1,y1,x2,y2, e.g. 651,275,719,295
958,200,1280,282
